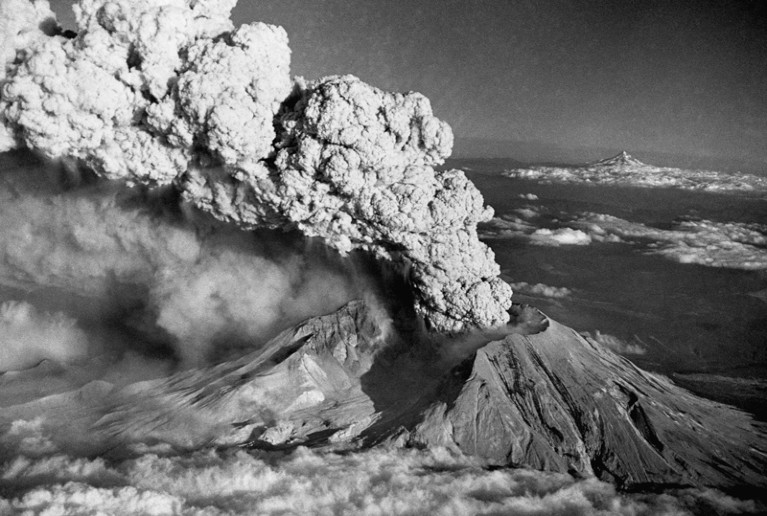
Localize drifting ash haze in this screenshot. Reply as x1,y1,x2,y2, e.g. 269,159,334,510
0,153,366,372
504,151,767,195
1,0,767,514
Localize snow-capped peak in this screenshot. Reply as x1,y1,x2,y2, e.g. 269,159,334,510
591,151,647,168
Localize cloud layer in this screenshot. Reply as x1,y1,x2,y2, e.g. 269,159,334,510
574,213,767,270
481,206,767,271
0,426,762,516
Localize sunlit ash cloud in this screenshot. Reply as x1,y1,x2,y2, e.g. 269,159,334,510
0,0,512,332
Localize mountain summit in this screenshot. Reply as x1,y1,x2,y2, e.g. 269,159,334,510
590,151,647,168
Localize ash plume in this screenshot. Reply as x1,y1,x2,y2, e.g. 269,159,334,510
0,0,512,332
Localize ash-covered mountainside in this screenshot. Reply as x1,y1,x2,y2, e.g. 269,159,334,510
0,0,511,332
504,151,767,193
3,301,765,491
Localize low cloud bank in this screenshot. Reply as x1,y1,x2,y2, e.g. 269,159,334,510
575,214,767,270
479,215,537,239
0,424,762,516
481,209,767,270
530,227,593,246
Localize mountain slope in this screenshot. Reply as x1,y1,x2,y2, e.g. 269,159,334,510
405,317,767,489
2,301,765,491
590,150,648,168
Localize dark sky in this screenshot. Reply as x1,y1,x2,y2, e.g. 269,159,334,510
50,0,767,166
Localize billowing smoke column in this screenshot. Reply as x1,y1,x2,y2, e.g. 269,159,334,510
0,0,512,332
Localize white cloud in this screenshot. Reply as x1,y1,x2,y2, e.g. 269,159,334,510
508,282,572,299
574,213,767,270
10,484,185,516
484,208,766,270
0,440,762,516
479,215,536,239
514,207,539,219
0,417,58,457
530,227,592,246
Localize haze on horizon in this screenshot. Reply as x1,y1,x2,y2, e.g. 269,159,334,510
48,0,767,171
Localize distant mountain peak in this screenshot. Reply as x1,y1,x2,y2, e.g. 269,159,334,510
591,151,647,168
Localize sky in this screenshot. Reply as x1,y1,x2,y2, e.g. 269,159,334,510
48,0,767,167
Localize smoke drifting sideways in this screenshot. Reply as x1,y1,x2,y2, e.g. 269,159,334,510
0,152,363,375
0,300,88,371
0,0,513,333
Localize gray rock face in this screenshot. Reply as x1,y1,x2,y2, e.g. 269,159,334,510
404,318,767,489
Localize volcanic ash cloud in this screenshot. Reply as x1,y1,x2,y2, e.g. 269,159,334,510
0,301,89,371
0,163,363,369
0,0,512,332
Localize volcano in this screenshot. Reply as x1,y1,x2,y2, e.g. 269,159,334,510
589,151,649,169
2,300,764,492
1,0,766,511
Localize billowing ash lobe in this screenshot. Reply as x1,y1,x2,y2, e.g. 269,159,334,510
0,0,512,332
